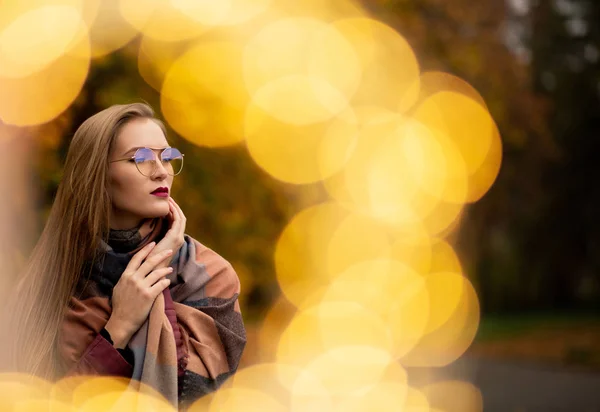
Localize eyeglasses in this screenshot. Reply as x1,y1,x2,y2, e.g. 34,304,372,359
109,147,184,177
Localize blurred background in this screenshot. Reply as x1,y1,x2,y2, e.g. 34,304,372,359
1,0,600,411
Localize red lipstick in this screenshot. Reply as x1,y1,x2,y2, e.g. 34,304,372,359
151,187,169,197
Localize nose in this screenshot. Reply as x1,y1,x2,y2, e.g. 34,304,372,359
152,158,169,180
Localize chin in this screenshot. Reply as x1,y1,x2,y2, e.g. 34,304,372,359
144,205,169,218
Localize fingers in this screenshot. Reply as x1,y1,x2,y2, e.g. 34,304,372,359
168,197,186,233
149,278,171,299
135,249,173,279
168,197,180,219
143,266,173,288
166,198,179,228
170,198,186,222
165,198,184,240
168,199,176,221
123,242,156,277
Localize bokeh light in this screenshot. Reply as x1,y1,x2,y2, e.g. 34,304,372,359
172,0,272,27
292,346,394,400
274,202,349,307
0,373,52,410
138,36,192,95
0,5,82,78
119,0,208,42
79,390,174,412
335,381,410,412
325,211,392,277
400,274,480,367
249,75,349,126
323,113,467,234
308,259,430,358
257,295,297,362
276,301,393,365
421,380,483,412
403,386,431,411
245,104,358,183
331,17,421,111
79,0,139,58
15,399,76,412
416,71,489,110
276,0,365,22
242,17,361,103
161,41,249,147
413,91,502,202
0,2,90,126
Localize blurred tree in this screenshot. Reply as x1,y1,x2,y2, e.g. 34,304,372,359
362,0,600,312
526,0,600,309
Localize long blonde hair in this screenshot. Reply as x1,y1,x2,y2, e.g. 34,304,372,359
3,103,166,379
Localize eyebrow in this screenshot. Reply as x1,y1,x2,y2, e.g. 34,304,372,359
122,146,170,156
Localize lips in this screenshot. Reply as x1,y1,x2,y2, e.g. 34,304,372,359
151,187,169,194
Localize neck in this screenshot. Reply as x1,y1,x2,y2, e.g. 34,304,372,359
109,209,144,231
109,221,143,231
106,217,163,254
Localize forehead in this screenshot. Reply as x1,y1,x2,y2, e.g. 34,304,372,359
113,118,168,154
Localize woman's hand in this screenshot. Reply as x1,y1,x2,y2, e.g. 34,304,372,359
149,197,187,270
104,242,174,348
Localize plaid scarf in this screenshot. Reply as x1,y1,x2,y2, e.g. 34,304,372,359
58,218,246,407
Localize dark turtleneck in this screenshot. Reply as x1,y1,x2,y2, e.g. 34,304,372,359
107,219,150,254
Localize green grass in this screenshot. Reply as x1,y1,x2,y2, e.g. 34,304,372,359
475,311,600,342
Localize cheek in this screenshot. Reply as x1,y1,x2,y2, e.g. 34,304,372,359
108,170,142,210
108,170,170,217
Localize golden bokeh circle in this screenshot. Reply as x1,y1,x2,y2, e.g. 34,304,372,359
413,91,502,202
323,113,466,234
119,0,208,42
244,102,358,184
79,0,139,58
249,75,350,126
274,202,349,306
172,0,272,27
243,17,361,102
291,346,394,401
311,259,430,358
276,301,393,365
0,373,52,410
0,15,90,126
333,381,409,412
161,41,248,147
138,36,192,95
0,5,83,78
400,274,480,367
331,17,421,111
422,380,483,412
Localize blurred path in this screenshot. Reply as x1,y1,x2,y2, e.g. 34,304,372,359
408,356,600,411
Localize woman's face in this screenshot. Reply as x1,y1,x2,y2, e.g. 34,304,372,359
108,118,173,230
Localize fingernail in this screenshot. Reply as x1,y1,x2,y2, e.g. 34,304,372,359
148,241,156,248
166,249,173,255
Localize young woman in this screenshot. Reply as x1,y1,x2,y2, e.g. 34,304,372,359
4,103,246,407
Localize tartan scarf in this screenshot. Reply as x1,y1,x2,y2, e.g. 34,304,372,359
58,217,246,407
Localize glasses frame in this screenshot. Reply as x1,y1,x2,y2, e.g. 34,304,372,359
109,147,185,177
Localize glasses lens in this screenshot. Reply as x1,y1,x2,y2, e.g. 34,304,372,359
134,148,156,176
162,148,184,176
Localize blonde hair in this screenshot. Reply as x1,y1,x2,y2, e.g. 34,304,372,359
3,103,166,379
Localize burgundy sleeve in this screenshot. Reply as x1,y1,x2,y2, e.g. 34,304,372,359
65,333,133,378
